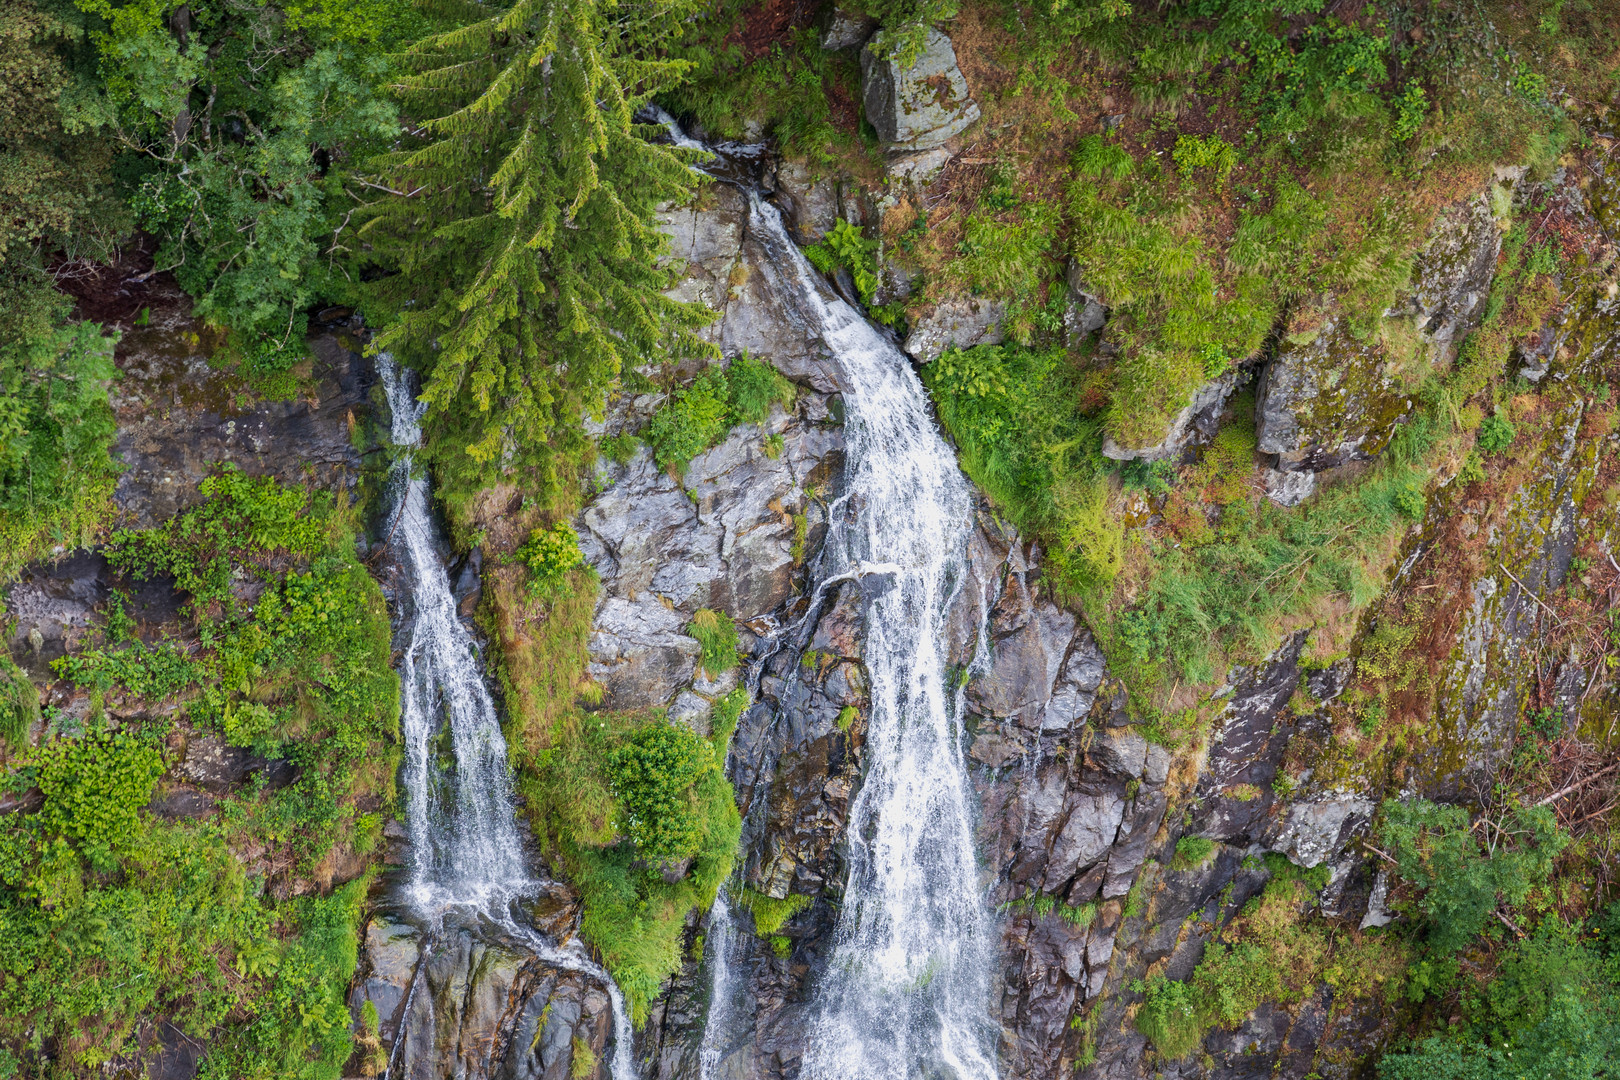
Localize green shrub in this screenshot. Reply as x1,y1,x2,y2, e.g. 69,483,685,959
921,344,1118,591
688,609,740,678
1378,986,1619,1080
726,351,795,424
32,729,164,871
644,357,796,474
561,738,741,1025
1393,80,1430,141
516,522,587,597
647,367,733,473
806,219,880,303
0,302,121,584
1379,799,1567,958
1172,134,1237,188
605,721,719,862
1172,836,1217,871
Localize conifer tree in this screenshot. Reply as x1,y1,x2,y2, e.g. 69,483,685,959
359,0,714,498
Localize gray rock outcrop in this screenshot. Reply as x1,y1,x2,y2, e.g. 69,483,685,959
818,1,876,50
579,391,842,711
859,29,980,152
658,185,843,394
1102,366,1247,462
902,296,1006,362
1253,314,1416,477
1252,183,1510,496
348,912,619,1080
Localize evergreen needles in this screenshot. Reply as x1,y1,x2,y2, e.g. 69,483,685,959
358,0,718,498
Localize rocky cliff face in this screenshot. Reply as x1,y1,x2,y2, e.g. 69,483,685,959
30,130,1614,1080
610,150,1620,1080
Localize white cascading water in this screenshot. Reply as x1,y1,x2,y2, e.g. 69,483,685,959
377,355,635,1080
744,193,1001,1080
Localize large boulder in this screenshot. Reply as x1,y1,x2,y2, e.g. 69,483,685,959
902,297,1005,362
1254,314,1416,479
1102,366,1246,462
1252,188,1504,499
859,28,980,152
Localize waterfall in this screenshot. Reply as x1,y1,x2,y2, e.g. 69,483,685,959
377,356,635,1080
745,194,1002,1080
380,355,528,908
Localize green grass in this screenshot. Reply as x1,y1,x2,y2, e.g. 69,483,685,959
688,609,741,679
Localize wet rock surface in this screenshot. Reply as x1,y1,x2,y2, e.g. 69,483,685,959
347,907,621,1080
658,184,845,394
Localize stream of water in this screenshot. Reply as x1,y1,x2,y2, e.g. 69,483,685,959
695,189,1001,1080
377,356,635,1080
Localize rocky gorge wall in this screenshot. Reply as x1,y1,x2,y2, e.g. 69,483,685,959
587,131,1620,1080
10,62,1619,1080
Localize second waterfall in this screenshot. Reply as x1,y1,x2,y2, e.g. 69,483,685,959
377,355,635,1080
749,191,1002,1080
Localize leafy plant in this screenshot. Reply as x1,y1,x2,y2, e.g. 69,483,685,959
1380,799,1567,958
646,367,735,474
516,522,587,597
807,218,880,303
32,729,164,871
1477,412,1516,454
1172,134,1237,188
605,721,718,862
1173,835,1217,871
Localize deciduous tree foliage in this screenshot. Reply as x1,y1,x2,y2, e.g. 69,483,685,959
359,0,715,498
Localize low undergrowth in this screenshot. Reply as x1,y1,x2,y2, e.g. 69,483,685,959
1137,853,1408,1061
1,469,397,1077
519,707,742,1024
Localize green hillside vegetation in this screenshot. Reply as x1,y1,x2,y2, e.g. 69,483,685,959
0,0,1616,1072
1,471,396,1075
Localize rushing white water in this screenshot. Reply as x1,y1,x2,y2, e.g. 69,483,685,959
696,891,740,1080
742,194,1001,1080
380,354,530,909
377,356,635,1080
